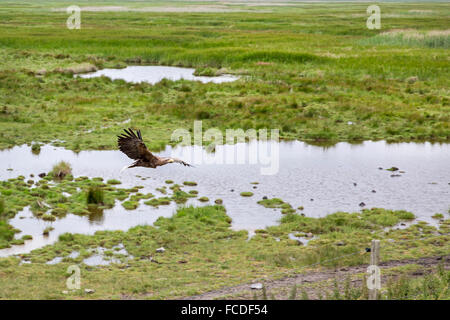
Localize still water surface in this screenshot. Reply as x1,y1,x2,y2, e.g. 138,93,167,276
0,140,449,256
78,66,239,84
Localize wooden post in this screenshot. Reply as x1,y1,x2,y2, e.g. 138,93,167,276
368,239,380,300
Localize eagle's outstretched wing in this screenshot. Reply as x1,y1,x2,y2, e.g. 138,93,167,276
117,128,156,162
168,157,194,167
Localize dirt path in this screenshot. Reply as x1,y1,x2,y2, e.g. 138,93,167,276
184,255,450,300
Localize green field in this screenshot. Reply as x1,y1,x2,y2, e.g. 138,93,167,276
0,1,448,151
0,1,449,300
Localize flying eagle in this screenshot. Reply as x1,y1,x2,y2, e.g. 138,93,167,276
118,128,192,172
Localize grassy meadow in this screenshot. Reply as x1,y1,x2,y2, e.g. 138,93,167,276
0,1,449,150
0,1,449,299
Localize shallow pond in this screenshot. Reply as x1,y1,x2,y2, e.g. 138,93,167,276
78,66,239,84
0,140,449,256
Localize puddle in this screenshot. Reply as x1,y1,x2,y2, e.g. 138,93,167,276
1,140,449,256
68,251,80,259
78,66,239,84
82,245,133,266
46,256,63,265
82,254,118,266
35,245,133,266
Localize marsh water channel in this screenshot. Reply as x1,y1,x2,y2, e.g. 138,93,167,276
78,66,239,84
0,140,449,257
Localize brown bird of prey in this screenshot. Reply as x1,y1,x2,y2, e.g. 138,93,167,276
118,128,192,172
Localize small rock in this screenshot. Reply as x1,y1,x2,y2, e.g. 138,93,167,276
306,232,313,238
38,173,46,178
310,198,314,201
250,283,263,290
156,247,165,253
230,189,234,192
378,167,383,170
262,196,268,200
336,241,346,246
400,223,406,226
300,213,305,217
353,183,357,186
359,202,366,207
371,190,376,193
252,186,257,189
84,289,95,294
390,174,401,178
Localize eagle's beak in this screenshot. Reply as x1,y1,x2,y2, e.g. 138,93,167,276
168,159,174,163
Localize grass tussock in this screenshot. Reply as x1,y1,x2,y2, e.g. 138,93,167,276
50,161,72,180
86,187,104,205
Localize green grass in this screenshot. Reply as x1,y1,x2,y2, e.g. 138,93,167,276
0,204,448,299
362,30,450,49
122,200,138,210
0,1,448,150
432,213,444,219
258,198,285,208
0,220,15,248
43,226,54,236
31,143,41,154
384,264,450,300
86,187,104,205
107,179,121,185
144,197,171,207
49,161,72,180
257,197,296,214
